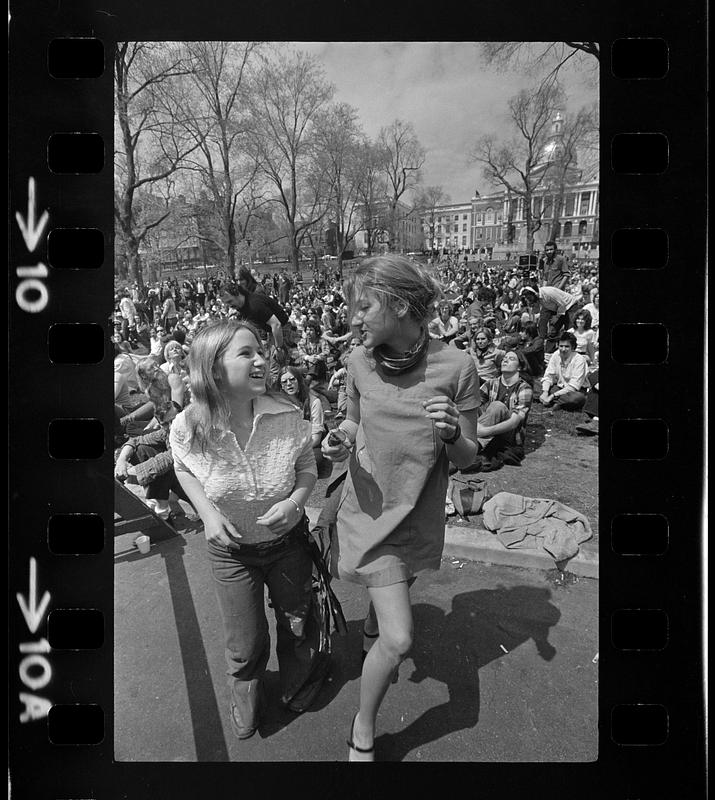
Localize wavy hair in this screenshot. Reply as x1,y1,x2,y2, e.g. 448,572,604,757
184,319,266,452
343,255,442,325
276,365,311,419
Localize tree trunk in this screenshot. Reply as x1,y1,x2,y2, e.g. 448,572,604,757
126,241,143,287
525,201,535,254
290,241,301,274
226,216,237,279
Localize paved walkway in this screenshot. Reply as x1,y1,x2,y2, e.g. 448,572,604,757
114,523,598,762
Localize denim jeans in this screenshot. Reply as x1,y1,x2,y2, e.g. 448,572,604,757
207,524,319,706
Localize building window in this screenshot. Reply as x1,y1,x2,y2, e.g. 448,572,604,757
485,207,494,224
462,223,467,232
476,213,482,223
563,221,572,237
565,194,576,216
533,196,542,217
579,192,591,216
543,195,553,218
462,236,467,246
462,214,468,220
578,220,588,236
454,215,459,221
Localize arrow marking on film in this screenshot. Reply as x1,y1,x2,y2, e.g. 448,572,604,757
15,177,49,253
16,558,51,635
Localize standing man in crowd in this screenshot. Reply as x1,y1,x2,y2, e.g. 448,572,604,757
520,284,580,354
119,290,137,343
539,240,571,291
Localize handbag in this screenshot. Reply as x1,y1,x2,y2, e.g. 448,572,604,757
448,475,488,518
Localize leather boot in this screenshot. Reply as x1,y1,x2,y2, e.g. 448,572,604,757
229,678,262,739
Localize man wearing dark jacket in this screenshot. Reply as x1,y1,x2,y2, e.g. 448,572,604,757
540,241,571,290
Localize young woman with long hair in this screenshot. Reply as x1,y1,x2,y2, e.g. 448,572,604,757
321,255,480,761
169,319,327,739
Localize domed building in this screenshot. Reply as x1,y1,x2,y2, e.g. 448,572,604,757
421,110,600,262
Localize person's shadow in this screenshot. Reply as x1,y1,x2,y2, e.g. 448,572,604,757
375,584,561,761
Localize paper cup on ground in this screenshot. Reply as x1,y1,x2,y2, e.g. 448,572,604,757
135,535,151,554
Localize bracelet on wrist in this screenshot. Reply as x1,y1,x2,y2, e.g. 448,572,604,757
442,422,462,445
286,497,303,516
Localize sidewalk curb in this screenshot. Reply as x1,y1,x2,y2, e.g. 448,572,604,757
444,525,599,579
305,506,599,579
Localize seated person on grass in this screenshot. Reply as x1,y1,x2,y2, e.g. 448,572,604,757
576,366,599,436
539,331,589,412
114,360,193,524
459,349,533,473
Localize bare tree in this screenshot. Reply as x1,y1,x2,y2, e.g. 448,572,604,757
172,41,264,278
548,105,599,231
379,120,426,252
353,140,390,256
313,102,370,273
413,185,451,252
114,42,205,287
470,81,565,253
482,42,600,91
248,50,335,273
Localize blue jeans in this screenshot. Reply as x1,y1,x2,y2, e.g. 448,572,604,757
207,524,319,706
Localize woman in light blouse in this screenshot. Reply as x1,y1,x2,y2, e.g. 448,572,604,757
170,320,327,740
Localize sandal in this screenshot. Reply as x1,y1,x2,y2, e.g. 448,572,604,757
347,713,374,762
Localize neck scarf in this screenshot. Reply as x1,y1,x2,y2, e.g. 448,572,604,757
372,328,430,376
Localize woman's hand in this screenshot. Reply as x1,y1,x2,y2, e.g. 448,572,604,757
321,429,352,462
424,395,460,440
203,509,242,547
114,460,129,481
255,499,302,536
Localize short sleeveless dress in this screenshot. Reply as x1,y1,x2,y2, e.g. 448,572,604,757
331,340,480,587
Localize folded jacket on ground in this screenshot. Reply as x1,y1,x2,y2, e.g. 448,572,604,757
482,491,592,562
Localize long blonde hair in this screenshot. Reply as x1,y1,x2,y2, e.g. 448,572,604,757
343,255,442,324
184,319,265,451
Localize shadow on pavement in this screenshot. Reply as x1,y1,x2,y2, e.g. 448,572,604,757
376,584,561,762
154,535,230,761
256,617,365,738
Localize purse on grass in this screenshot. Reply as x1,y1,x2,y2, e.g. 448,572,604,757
448,475,488,518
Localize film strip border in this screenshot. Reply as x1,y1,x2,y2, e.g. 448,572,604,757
9,21,705,799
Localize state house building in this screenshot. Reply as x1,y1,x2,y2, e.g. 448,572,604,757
423,112,600,260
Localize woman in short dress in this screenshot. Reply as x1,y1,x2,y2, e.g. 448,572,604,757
322,255,480,761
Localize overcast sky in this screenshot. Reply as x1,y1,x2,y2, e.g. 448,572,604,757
283,42,598,204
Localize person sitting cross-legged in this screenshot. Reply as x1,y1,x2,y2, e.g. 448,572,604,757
458,349,533,473
539,331,589,412
575,367,599,435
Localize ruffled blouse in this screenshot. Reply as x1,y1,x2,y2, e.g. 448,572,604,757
170,394,316,543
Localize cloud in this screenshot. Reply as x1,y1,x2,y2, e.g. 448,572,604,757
287,41,598,202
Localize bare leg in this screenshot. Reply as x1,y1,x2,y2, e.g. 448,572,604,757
349,581,413,761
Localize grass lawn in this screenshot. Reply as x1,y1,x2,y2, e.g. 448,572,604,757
307,401,599,547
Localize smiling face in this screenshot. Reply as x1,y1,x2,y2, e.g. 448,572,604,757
217,328,267,399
